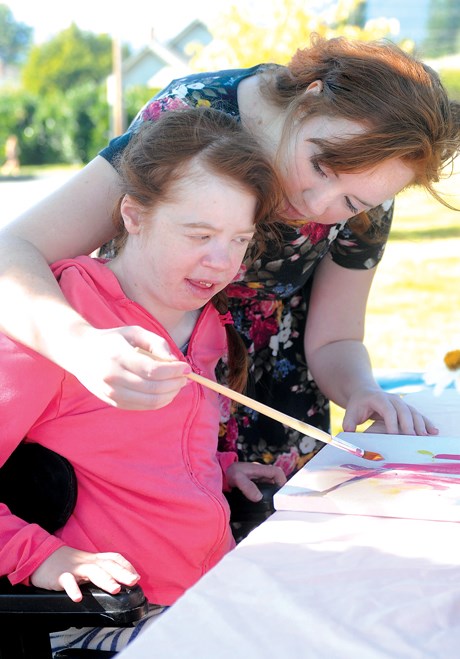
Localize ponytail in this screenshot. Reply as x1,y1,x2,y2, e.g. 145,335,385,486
212,290,248,393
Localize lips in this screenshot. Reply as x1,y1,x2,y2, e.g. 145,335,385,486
185,278,224,298
189,279,215,289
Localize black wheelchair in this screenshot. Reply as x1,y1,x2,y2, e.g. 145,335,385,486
0,443,278,658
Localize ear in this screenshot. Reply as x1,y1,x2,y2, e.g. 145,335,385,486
305,80,324,94
120,195,143,235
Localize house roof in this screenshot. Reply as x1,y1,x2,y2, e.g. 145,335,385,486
122,38,188,76
117,19,211,90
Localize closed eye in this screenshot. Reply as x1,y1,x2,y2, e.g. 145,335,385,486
188,234,211,241
311,158,327,179
345,197,359,214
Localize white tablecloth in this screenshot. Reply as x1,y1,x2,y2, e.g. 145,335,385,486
119,389,460,659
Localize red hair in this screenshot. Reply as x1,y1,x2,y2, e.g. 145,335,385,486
264,34,460,209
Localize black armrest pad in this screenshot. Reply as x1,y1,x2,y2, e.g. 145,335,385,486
0,443,77,533
0,579,149,627
226,482,279,522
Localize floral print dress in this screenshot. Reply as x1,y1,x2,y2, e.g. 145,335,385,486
100,66,394,478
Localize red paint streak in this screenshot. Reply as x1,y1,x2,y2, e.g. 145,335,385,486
340,462,460,492
384,462,460,474
434,454,460,461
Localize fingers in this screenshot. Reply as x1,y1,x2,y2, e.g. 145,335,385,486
226,463,287,502
420,415,439,436
92,552,140,587
341,409,358,433
100,353,191,410
74,552,140,594
72,326,192,410
59,572,84,602
375,398,435,436
236,479,265,502
31,547,141,601
344,390,439,436
260,464,287,487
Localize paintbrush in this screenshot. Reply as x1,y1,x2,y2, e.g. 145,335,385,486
136,348,383,461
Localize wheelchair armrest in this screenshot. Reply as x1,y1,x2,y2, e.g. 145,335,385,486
225,481,280,542
0,445,149,657
0,443,78,534
0,578,149,629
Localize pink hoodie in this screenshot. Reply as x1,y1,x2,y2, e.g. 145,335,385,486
0,256,236,605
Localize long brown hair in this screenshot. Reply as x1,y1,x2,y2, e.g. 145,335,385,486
112,107,282,393
263,34,460,217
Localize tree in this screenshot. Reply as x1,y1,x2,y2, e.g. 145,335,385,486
21,23,113,96
348,0,367,28
0,3,32,66
423,0,460,57
190,0,398,70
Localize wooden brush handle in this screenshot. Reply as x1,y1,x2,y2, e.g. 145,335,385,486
135,347,329,443
186,371,329,438
135,347,372,456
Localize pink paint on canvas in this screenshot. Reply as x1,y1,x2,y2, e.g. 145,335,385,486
274,435,460,522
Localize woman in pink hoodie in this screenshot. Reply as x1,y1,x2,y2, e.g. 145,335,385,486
0,107,285,652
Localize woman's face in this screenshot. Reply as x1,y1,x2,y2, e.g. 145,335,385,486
277,115,414,225
112,160,257,324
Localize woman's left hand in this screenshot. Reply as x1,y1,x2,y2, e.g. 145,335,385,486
225,462,287,502
342,387,439,435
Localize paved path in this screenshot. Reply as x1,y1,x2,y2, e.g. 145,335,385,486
0,171,76,228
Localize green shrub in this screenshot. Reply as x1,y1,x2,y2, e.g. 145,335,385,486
439,69,460,101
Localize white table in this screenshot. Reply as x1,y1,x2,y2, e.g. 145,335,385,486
119,389,460,659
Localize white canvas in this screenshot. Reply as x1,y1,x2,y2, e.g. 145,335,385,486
274,433,460,522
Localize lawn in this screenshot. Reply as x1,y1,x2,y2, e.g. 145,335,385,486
331,167,460,432
366,172,459,371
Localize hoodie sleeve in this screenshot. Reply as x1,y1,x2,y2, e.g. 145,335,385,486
0,333,66,583
0,505,66,585
216,450,238,492
0,334,64,463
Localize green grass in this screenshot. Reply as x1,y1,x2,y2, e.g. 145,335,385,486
366,178,459,371
1,164,81,179
331,168,460,433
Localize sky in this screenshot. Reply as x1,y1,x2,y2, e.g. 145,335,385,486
9,1,432,53
9,0,222,47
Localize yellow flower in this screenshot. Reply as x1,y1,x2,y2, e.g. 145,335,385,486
444,350,460,371
424,348,460,395
197,99,211,107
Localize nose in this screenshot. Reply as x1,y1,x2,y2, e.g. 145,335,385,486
304,187,333,217
201,243,232,271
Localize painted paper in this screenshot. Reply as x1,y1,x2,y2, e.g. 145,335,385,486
274,434,460,522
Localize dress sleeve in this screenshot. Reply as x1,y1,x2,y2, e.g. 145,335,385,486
329,200,394,270
99,83,194,165
98,67,250,165
98,132,131,167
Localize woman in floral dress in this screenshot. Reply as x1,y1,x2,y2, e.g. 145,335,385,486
1,36,458,481
99,41,454,474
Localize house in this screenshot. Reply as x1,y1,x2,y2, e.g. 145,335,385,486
111,19,212,94
107,18,212,133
